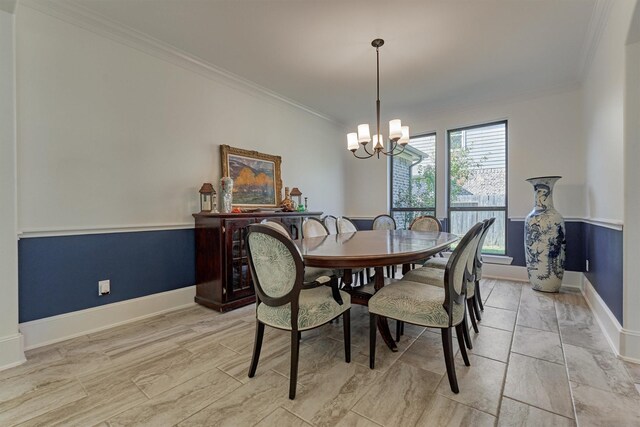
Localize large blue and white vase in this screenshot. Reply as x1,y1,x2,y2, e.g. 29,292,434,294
524,176,566,292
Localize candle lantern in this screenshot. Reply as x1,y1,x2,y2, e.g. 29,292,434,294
290,187,303,210
199,183,217,213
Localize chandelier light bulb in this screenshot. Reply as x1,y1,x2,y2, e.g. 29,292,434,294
399,126,410,145
389,119,402,141
347,133,359,151
357,124,371,143
372,134,384,150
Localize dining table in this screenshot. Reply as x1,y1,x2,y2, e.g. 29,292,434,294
296,229,459,351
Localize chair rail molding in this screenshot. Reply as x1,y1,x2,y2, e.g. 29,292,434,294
19,0,339,125
18,223,194,239
509,216,623,231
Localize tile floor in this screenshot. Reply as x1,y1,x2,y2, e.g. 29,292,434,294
2,279,640,426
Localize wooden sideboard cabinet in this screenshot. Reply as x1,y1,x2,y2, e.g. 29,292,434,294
193,211,323,312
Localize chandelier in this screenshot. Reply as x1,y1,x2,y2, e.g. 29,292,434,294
347,39,409,159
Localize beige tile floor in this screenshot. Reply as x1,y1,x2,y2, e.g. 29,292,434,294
2,279,640,426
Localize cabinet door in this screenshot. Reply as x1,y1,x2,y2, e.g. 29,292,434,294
281,217,302,240
224,219,255,301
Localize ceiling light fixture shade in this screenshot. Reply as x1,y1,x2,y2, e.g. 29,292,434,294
347,39,409,159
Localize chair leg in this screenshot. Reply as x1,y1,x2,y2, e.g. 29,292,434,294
476,280,484,311
401,321,405,335
467,299,479,333
455,323,471,366
386,265,391,278
359,270,365,285
392,265,397,278
248,321,265,378
395,320,401,342
369,314,377,369
289,330,300,400
343,310,351,363
462,316,473,349
473,294,482,321
441,327,459,394
298,331,302,342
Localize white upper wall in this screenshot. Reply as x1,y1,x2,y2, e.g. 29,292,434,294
15,5,345,233
582,0,636,223
0,8,23,368
344,88,586,220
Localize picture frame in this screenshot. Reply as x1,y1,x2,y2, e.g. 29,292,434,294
220,145,283,208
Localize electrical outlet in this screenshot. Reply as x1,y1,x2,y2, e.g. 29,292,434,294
98,280,110,296
585,260,590,272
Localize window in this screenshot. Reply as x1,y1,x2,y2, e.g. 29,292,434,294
447,121,507,254
390,133,436,229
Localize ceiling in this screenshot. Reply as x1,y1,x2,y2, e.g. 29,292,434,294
64,0,598,127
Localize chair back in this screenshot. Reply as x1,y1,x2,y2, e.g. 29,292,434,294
303,217,329,238
442,222,484,325
372,214,396,231
409,215,442,232
337,217,358,234
475,217,496,276
323,215,338,234
246,225,305,328
464,220,490,293
260,219,291,238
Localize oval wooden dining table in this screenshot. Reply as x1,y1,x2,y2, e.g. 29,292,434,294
296,229,459,352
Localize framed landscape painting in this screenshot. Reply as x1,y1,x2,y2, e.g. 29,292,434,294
220,145,282,208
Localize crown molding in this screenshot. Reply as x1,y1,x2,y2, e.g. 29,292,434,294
0,0,17,14
19,0,340,125
579,0,614,79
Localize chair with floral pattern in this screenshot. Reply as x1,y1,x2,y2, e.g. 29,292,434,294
368,221,484,394
402,220,488,341
322,215,338,234
246,225,351,399
372,214,398,279
262,219,335,283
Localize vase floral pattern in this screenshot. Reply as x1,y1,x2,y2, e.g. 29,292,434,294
524,176,566,292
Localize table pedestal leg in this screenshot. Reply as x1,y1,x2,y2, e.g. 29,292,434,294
342,269,353,291
374,266,398,352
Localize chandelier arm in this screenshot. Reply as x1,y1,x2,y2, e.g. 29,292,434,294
382,141,407,157
362,143,375,156
380,139,399,156
352,150,375,159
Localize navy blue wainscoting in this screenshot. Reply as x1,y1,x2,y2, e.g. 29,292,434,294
584,223,623,323
19,229,195,323
507,220,585,272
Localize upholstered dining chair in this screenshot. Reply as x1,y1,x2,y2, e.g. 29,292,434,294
337,217,358,234
372,214,396,230
322,215,338,234
403,221,487,340
262,220,334,283
336,217,366,285
260,219,291,237
408,215,445,268
409,215,443,232
368,222,484,394
302,217,330,238
246,225,351,399
473,217,496,313
422,217,496,319
372,214,397,278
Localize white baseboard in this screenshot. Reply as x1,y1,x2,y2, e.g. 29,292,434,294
0,333,26,371
582,278,640,363
19,286,196,350
481,263,583,290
